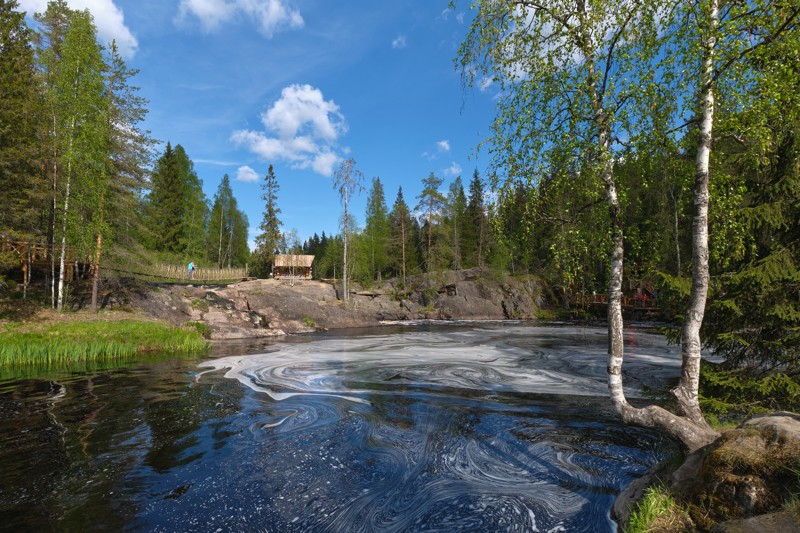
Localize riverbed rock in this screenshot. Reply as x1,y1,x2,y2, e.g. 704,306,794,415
125,269,542,339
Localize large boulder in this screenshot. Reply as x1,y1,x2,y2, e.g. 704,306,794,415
614,412,800,532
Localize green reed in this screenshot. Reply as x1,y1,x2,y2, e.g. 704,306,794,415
0,320,210,367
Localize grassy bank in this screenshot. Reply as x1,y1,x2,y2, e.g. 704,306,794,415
0,319,209,367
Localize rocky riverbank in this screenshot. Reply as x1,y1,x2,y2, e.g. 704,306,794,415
124,268,543,339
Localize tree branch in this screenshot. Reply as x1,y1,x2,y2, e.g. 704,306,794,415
713,7,800,82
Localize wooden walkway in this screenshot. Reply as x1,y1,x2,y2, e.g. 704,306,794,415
1,236,250,284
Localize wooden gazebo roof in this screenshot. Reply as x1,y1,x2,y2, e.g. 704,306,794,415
273,254,314,268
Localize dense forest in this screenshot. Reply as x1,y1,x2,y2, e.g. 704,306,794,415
1,0,800,422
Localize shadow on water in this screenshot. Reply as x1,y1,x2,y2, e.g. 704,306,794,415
0,322,679,532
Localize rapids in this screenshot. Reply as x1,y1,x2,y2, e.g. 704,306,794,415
0,322,679,532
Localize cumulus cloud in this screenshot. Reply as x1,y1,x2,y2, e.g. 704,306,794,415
232,84,346,177
19,0,138,58
444,161,462,177
176,0,303,37
236,165,260,182
422,139,451,160
392,35,406,49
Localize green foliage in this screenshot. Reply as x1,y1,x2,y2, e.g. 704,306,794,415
0,0,44,235
146,143,209,259
699,360,800,419
364,177,389,280
252,164,284,278
0,320,209,366
186,321,211,338
625,486,687,533
302,317,316,328
416,172,447,272
207,174,249,268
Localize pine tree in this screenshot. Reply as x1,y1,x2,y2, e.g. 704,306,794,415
253,164,283,277
415,172,446,272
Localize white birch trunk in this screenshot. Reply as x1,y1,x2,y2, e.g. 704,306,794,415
343,194,349,302
57,114,76,311
56,172,70,310
672,0,718,427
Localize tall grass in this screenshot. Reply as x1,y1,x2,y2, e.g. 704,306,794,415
625,485,687,533
0,320,209,367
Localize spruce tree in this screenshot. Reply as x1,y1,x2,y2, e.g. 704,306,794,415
388,187,413,284
253,164,283,277
446,176,467,270
0,0,44,239
364,177,389,281
147,143,184,252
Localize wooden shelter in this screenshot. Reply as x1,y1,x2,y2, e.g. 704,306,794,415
273,254,314,280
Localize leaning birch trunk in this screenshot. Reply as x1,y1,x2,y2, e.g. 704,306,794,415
671,0,718,428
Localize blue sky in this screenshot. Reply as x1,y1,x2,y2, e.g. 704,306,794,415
18,0,497,248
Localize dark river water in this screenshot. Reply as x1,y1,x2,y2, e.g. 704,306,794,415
0,322,679,532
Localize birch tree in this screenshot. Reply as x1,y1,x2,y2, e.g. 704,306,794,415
34,0,71,306
333,158,364,302
456,0,722,451
53,9,106,310
662,0,800,428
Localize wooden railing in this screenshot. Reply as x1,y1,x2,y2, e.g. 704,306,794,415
569,293,658,309
150,264,249,282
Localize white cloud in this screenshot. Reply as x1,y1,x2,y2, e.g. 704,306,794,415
236,165,260,182
444,161,462,177
232,84,346,177
392,35,406,49
176,0,303,37
19,0,138,58
479,77,493,92
437,140,450,152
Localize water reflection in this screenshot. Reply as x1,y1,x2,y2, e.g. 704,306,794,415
0,322,678,532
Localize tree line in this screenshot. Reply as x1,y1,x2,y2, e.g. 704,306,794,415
286,166,496,287
0,0,251,309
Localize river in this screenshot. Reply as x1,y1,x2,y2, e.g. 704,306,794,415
0,321,679,532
